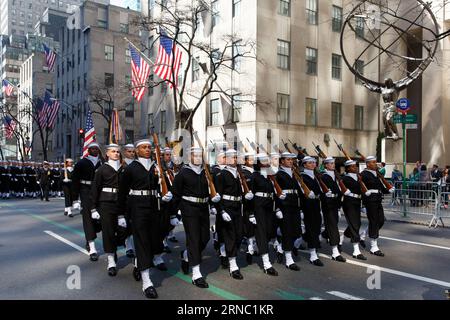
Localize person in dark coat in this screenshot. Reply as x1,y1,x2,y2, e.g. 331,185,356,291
0,161,11,199
38,161,52,201
62,158,75,217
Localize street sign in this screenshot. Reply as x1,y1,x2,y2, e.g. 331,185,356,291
406,123,418,129
393,114,417,124
396,98,411,112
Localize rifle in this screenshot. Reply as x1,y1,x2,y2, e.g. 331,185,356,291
355,149,393,190
282,139,311,196
289,139,309,156
152,132,169,196
193,131,218,197
246,138,283,197
333,139,368,193
161,137,175,184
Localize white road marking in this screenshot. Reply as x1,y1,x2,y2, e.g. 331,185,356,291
44,230,89,256
309,297,324,300
327,291,364,300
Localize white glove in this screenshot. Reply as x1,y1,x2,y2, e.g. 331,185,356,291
244,192,254,201
222,211,232,222
73,201,81,210
279,192,287,200
249,215,257,225
344,189,351,196
365,190,372,196
300,211,304,220
276,210,283,219
91,210,100,220
211,193,221,203
170,216,180,226
389,187,395,194
209,207,217,215
162,191,173,202
325,191,333,198
118,217,127,228
308,191,316,199
63,178,70,183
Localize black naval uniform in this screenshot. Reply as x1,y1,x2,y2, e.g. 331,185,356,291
361,170,389,239
211,164,225,248
320,171,343,247
72,157,102,242
160,161,177,246
39,167,52,201
214,166,244,258
26,166,38,197
300,171,323,249
275,167,302,252
342,173,363,243
0,165,11,198
118,160,162,271
61,168,74,208
172,165,211,267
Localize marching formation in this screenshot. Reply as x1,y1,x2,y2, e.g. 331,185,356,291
0,137,395,299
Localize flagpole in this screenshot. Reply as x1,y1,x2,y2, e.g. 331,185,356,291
124,37,156,66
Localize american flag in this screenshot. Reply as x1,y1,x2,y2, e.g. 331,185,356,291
82,110,96,158
129,44,151,102
2,79,14,97
42,91,60,129
3,115,16,139
109,108,123,144
36,97,47,129
154,28,183,89
43,43,57,72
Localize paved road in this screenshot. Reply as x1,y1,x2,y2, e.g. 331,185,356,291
1,198,449,300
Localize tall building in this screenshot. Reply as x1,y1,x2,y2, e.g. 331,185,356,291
53,0,142,160
142,0,450,167
0,0,84,37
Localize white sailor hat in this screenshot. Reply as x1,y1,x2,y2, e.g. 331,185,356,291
344,159,357,166
323,156,335,164
87,142,100,149
124,144,135,149
225,149,237,156
216,150,226,158
270,152,280,158
163,147,172,154
280,152,296,159
244,152,256,157
43,161,49,165
256,153,269,161
302,156,317,164
365,156,377,162
106,144,120,149
135,139,151,148
190,147,203,153
66,158,74,162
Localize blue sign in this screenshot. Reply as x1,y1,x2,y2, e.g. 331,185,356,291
396,98,411,112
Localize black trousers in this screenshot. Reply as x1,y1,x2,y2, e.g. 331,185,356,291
253,200,275,255
243,209,255,238
221,207,244,258
364,200,385,239
129,198,161,271
63,183,72,207
302,199,322,249
215,212,225,244
159,203,175,242
80,186,98,242
40,183,50,201
279,206,301,252
98,202,119,254
321,200,341,246
181,202,210,267
343,198,362,243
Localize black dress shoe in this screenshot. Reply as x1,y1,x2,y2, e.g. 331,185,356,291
292,247,298,256
353,254,367,260
338,245,342,253
143,286,158,299
246,252,253,265
192,277,209,288
230,270,244,280
370,250,385,257
126,249,135,258
64,211,68,216
264,267,278,276
332,255,346,263
286,263,300,271
310,259,324,267
85,242,90,252
359,240,366,249
276,252,283,264
108,267,117,277
156,263,168,271
132,267,141,281
89,253,99,261
220,256,229,269
180,251,189,275
163,246,172,254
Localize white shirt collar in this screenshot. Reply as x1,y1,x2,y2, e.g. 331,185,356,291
67,167,74,172
124,158,134,165
280,166,293,178
270,165,278,174
87,155,99,166
218,164,226,170
187,163,203,175
242,165,254,173
138,157,154,171
225,165,237,178
260,168,269,178
347,173,358,181
107,159,121,172
303,169,315,180
325,170,335,180
366,169,378,177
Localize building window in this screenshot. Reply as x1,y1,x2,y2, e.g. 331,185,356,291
161,82,167,95
149,74,154,96
125,104,134,118
160,111,166,133
46,83,53,93
212,0,219,27
277,93,289,123
125,130,134,144
356,17,365,38
332,54,341,80
77,76,80,91
84,73,87,90
232,95,242,123
148,113,154,133
105,73,114,87
355,105,364,130
332,5,343,32
355,59,364,84
192,57,200,82
331,102,342,128
305,98,317,126
125,49,131,63
277,39,290,70
84,44,87,60
232,40,242,71
98,19,107,29
232,0,241,18
209,99,219,126
306,0,318,25
306,47,317,75
120,23,129,33
278,0,290,16
105,45,114,61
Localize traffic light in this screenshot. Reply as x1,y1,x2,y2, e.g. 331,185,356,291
78,128,84,136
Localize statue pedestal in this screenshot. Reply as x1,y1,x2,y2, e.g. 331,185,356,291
381,138,403,164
